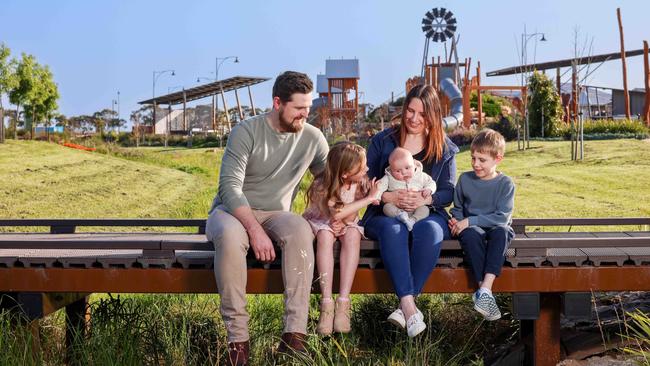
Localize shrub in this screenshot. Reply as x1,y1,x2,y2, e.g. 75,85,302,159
555,119,650,140
486,115,519,141
447,128,478,147
470,93,505,118
527,71,563,137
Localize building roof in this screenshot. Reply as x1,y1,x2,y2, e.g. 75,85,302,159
325,59,360,79
138,76,270,106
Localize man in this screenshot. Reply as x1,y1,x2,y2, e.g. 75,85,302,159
206,71,329,365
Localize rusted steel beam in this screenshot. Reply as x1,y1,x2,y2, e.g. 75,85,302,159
471,86,527,91
534,293,562,366
3,267,650,294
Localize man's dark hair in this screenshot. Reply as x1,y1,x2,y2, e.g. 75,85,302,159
272,71,313,103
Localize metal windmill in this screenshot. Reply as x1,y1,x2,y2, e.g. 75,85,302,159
420,7,458,78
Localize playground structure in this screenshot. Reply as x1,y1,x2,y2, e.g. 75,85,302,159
314,59,361,135
402,8,527,135
405,7,649,155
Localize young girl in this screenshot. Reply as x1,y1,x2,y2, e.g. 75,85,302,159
304,141,379,336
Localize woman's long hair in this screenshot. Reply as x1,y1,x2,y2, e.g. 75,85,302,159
398,84,446,163
306,141,367,216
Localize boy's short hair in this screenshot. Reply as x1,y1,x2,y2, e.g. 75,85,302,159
272,71,313,103
470,128,506,158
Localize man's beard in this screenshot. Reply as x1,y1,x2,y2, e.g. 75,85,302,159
279,107,304,132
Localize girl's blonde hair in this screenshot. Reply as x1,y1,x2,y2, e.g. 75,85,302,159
397,84,446,163
307,141,368,216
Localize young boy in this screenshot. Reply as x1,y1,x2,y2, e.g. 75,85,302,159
449,129,515,321
375,147,437,231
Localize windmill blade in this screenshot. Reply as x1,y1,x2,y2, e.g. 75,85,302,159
422,25,432,32
439,8,447,18
443,11,454,21
447,25,457,32
440,33,447,42
422,18,432,25
426,10,434,19
426,30,435,38
432,8,439,18
448,17,457,25
444,29,454,38
432,33,440,42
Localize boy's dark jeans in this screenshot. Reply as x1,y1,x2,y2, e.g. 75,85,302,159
458,225,515,284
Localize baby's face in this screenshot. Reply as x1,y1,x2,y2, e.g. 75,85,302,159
390,157,415,182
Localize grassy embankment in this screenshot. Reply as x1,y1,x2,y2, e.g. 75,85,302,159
1,138,649,365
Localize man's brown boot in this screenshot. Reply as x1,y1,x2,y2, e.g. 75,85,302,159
277,332,308,355
227,341,250,366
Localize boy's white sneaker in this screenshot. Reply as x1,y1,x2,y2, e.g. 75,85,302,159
387,308,424,329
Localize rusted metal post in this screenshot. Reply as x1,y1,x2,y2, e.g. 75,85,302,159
533,293,561,366
234,88,244,121
617,8,631,119
572,64,578,160
477,61,483,126
556,67,561,94
643,41,650,127
0,107,4,143
65,295,89,364
247,86,256,116
152,100,157,136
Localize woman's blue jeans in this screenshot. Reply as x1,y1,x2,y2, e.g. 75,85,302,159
364,211,450,298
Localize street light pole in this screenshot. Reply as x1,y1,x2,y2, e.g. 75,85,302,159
214,56,239,140
520,28,546,149
117,91,121,134
152,69,175,138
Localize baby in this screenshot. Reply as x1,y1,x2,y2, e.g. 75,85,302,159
376,147,436,231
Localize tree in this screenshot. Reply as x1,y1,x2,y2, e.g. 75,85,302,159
26,65,59,140
527,71,563,138
0,43,18,143
9,53,36,139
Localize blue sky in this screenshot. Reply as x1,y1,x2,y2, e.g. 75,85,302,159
1,0,648,121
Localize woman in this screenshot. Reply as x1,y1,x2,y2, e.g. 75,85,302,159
362,84,458,337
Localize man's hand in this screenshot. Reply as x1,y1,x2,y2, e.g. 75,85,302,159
248,226,276,263
450,218,469,237
421,188,432,198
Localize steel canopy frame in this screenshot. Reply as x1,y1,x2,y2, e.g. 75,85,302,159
138,76,270,106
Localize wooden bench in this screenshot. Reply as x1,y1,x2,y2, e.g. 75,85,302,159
1,218,650,366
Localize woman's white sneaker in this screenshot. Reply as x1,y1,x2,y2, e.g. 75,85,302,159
387,308,424,329
406,313,426,337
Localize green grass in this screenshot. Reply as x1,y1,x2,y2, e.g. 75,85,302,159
1,138,650,364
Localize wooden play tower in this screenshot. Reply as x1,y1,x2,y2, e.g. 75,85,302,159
317,59,360,134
